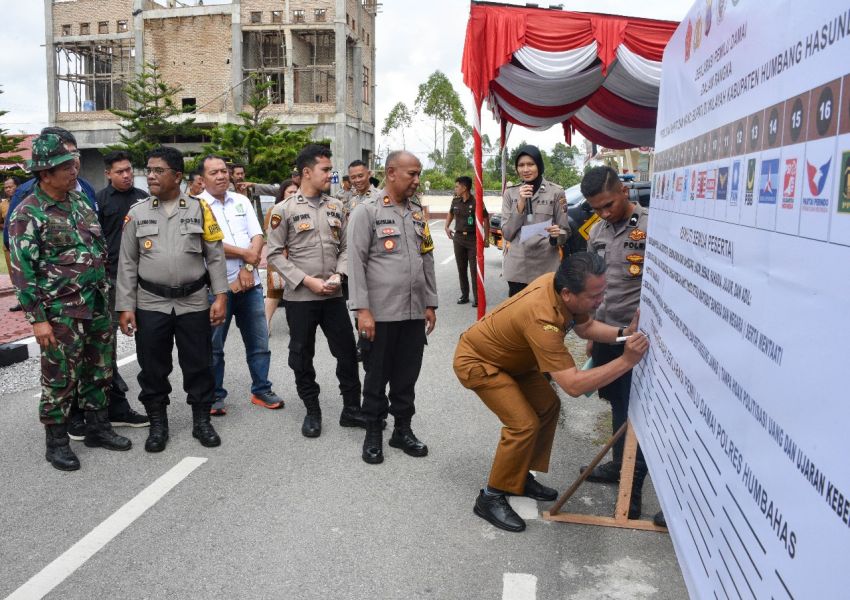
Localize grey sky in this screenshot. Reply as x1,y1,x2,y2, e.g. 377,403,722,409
1,1,691,157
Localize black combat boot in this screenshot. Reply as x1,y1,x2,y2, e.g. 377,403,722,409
144,404,169,453
67,403,86,441
362,420,384,464
627,464,649,520
388,418,428,457
302,398,322,438
579,460,621,483
45,424,81,471
192,404,221,447
339,402,368,428
84,409,132,451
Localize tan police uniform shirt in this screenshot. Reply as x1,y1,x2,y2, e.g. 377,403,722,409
346,185,381,215
115,194,228,315
265,191,347,302
347,194,438,322
454,272,590,378
501,178,570,284
587,203,648,326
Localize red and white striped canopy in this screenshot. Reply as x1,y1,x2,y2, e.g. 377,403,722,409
461,3,678,149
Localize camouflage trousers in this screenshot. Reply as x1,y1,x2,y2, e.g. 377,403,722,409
39,304,114,424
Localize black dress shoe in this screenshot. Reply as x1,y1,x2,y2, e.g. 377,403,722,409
388,427,428,457
457,297,470,305
474,490,526,532
579,460,621,483
302,413,322,438
8,303,22,312
471,300,478,307
653,511,666,528
339,406,368,428
522,474,558,501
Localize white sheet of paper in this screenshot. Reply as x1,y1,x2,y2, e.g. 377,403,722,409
520,219,552,243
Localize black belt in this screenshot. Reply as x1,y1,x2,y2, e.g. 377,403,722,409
138,275,208,299
455,231,473,236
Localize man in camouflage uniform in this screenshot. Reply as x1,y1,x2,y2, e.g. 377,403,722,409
9,134,132,471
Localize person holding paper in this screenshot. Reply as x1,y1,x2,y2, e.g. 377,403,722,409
453,252,648,532
500,145,570,296
578,165,662,526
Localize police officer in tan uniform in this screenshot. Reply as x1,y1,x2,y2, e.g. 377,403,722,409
453,253,648,532
346,160,380,214
501,146,570,296
116,146,229,453
266,144,364,438
579,165,661,525
347,150,438,465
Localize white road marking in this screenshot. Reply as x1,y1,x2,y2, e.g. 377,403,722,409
5,457,207,600
507,496,540,520
440,255,455,265
32,354,138,398
502,573,537,600
429,219,444,227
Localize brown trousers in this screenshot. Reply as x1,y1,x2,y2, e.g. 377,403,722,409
455,358,560,494
453,235,478,301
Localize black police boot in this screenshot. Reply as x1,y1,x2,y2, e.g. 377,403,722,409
67,403,86,441
474,490,526,532
108,391,149,428
362,420,384,464
388,418,428,457
579,460,621,484
522,472,559,501
192,404,221,447
627,465,648,520
302,398,322,438
339,404,368,428
653,511,666,528
144,404,169,453
45,424,81,471
83,409,132,451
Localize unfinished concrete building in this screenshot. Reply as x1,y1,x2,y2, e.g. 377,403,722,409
44,0,378,186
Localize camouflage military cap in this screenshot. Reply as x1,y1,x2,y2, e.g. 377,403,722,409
27,134,78,172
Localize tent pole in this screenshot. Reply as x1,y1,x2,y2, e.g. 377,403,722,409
473,98,487,319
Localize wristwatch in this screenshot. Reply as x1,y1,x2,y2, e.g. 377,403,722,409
243,263,255,273
617,327,625,338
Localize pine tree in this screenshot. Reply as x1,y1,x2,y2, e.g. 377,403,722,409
0,88,27,175
107,62,200,166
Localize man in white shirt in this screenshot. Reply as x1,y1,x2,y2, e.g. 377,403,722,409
199,156,284,415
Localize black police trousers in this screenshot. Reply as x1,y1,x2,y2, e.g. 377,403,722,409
361,320,426,423
135,308,215,408
592,341,647,474
453,235,479,301
284,298,361,408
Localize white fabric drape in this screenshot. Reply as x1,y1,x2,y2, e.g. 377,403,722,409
573,106,657,147
494,92,579,128
616,45,663,86
602,61,660,107
495,63,604,107
514,42,599,79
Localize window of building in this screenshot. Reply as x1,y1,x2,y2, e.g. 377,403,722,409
117,20,128,33
293,9,305,23
366,33,370,45
314,8,326,22
292,31,336,104
363,65,370,105
271,10,282,24
352,18,356,31
250,11,262,24
55,39,133,112
79,22,90,35
98,21,108,34
243,31,287,104
61,24,71,36
361,28,365,40
181,98,196,113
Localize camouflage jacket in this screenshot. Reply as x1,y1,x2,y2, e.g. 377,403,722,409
9,184,108,323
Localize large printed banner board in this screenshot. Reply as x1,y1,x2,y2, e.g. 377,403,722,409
633,1,850,598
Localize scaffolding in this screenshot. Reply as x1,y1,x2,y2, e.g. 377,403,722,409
243,30,287,104
55,39,134,113
292,30,335,104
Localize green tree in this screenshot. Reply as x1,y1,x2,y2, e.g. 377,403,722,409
443,129,470,177
544,142,581,189
414,71,468,159
381,101,413,149
107,62,200,166
0,88,26,177
200,73,316,184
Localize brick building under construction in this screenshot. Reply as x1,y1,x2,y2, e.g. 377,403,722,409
44,0,378,185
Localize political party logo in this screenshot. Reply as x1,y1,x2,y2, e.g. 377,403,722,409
676,174,684,193
745,158,756,206
690,169,697,201
758,159,779,204
717,167,729,199
730,160,741,205
704,0,713,37
685,21,693,61
696,170,707,199
782,158,797,209
802,157,831,213
705,168,717,200
837,151,850,214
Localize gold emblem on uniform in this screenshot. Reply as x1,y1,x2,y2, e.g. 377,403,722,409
412,212,423,221
626,254,644,264
328,204,338,211
383,239,396,251
629,229,647,241
383,196,391,205
542,324,561,333
143,239,153,250
298,222,311,231
270,214,282,229
123,215,131,228
179,198,187,208
628,264,642,276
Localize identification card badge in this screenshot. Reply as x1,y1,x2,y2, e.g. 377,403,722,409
467,216,473,226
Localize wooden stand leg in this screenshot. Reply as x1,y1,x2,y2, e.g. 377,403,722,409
542,420,667,533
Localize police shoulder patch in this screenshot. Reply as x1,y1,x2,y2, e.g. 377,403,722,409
270,214,282,229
